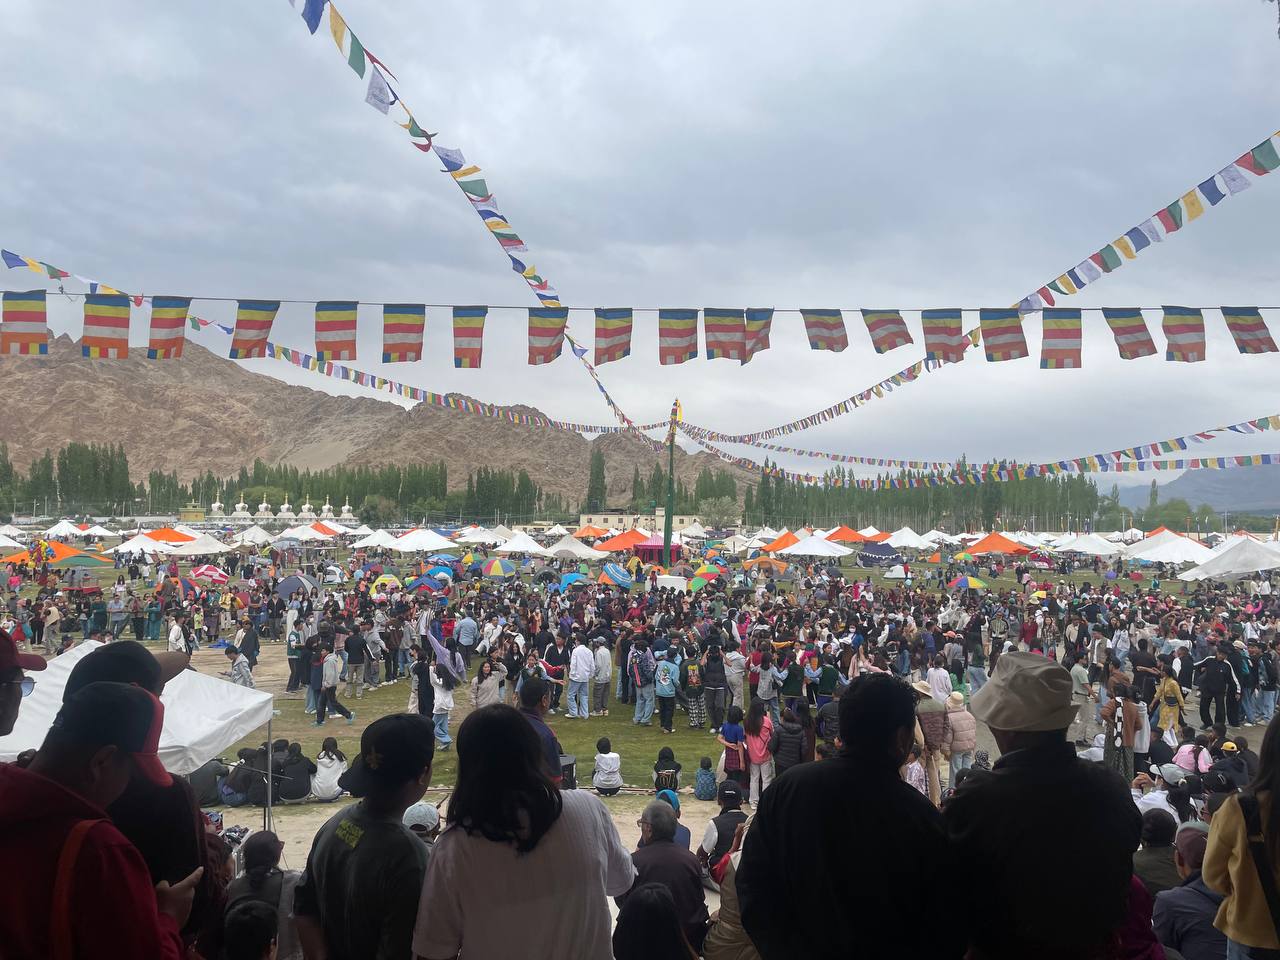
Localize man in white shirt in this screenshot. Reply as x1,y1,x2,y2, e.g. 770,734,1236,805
167,612,188,654
566,637,595,719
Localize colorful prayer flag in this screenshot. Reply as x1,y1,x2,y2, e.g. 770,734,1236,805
1157,201,1183,234
229,300,279,359
1162,306,1206,363
704,308,745,361
658,309,698,365
1040,308,1082,370
1180,189,1205,221
1198,176,1226,206
1220,307,1278,355
743,308,773,364
0,290,48,355
82,294,130,358
921,309,966,364
1,250,25,269
452,306,487,368
1094,245,1122,272
1236,137,1280,176
1113,236,1137,260
527,307,568,365
593,308,633,365
314,301,358,362
801,310,848,353
859,310,913,354
301,0,326,34
146,296,189,359
382,303,425,362
1219,165,1251,196
1123,227,1151,254
979,308,1029,362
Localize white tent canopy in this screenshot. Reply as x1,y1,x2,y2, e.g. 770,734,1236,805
752,527,780,541
922,529,960,545
775,537,854,558
680,521,708,539
545,534,608,561
43,519,82,538
718,534,751,554
488,524,516,541
0,641,274,774
886,526,932,550
1107,527,1146,544
857,526,880,537
229,524,273,547
1128,533,1213,565
1124,529,1189,559
107,533,177,555
1179,539,1280,581
544,524,570,538
392,528,457,553
494,532,549,556
277,524,332,543
455,527,506,545
164,533,233,557
1055,533,1124,557
1209,533,1271,558
0,523,24,537
0,534,22,550
883,564,909,580
82,524,117,537
349,524,374,536
318,520,354,535
351,529,401,549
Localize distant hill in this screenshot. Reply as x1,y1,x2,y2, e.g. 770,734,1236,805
0,336,755,503
1116,465,1280,513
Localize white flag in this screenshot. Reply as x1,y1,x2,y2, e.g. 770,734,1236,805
365,70,394,114
1219,164,1252,195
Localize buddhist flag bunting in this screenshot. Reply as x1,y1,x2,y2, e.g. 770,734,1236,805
452,306,487,368
314,301,358,362
593,308,633,365
704,309,745,361
1180,189,1205,222
859,310,913,354
1040,309,1082,370
382,303,425,362
657,309,698,365
801,310,848,353
81,294,130,358
1102,308,1157,360
1221,308,1278,355
1236,137,1280,176
527,307,568,365
146,296,189,359
229,300,279,359
1,290,48,355
1162,306,1206,363
921,309,966,364
979,309,1029,362
743,308,773,365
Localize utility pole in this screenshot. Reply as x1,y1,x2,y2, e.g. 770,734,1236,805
662,398,680,566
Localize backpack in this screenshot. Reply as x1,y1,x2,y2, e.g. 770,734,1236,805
654,767,679,792
634,651,655,686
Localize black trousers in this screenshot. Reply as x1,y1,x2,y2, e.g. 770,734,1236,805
317,687,351,723
659,695,676,731
1200,689,1226,727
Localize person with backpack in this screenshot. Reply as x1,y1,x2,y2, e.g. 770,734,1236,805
224,831,302,960
630,638,657,727
653,746,682,793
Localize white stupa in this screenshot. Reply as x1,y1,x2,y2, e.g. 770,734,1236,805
320,497,335,520
254,499,274,521
230,496,253,522
298,498,317,521
208,498,225,519
276,498,297,522
339,497,356,521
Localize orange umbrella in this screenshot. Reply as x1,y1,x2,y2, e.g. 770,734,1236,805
925,551,941,563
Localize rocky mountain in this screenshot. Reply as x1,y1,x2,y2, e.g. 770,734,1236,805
1115,465,1280,514
0,336,755,503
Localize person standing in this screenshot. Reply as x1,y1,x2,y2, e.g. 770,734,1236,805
592,636,612,717
630,638,657,727
314,644,353,726
567,636,594,719
454,606,479,670
941,691,976,784
743,700,775,807
431,660,457,751
1195,644,1237,731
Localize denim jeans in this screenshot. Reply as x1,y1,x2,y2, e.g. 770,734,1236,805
633,683,655,724
967,666,988,695
949,751,973,784
1227,937,1272,959
567,680,590,718
433,712,451,746
1259,688,1278,723
1242,688,1259,724
338,649,349,681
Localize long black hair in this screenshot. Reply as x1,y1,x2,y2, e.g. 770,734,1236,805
744,699,768,737
1248,715,1280,863
612,882,696,960
448,704,562,853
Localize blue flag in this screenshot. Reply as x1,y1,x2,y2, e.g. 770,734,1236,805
301,0,326,34
1,250,25,269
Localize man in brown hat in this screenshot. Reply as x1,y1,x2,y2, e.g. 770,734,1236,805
944,651,1141,960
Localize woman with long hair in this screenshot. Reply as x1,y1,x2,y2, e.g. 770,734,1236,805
743,699,775,807
1152,663,1186,736
412,705,635,959
613,883,699,960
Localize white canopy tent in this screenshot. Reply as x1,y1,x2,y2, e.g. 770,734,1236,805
751,527,780,541
545,534,609,561
922,529,960,545
455,527,506,546
1124,529,1188,559
680,521,708,539
886,526,932,550
82,524,117,537
883,564,909,580
318,520,354,535
229,524,273,547
1107,527,1146,544
544,523,570,538
1127,534,1213,565
1208,533,1271,558
349,524,374,536
43,519,83,538
351,529,401,549
0,534,22,550
718,534,751,554
107,533,177,555
0,641,274,774
1055,533,1124,557
857,526,880,538
494,532,549,556
1180,539,1280,581
0,523,24,537
164,534,234,557
277,525,332,543
775,537,854,558
392,528,458,553
488,524,516,541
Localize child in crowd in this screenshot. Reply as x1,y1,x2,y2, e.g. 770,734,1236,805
310,736,347,801
222,901,278,960
718,705,748,790
593,736,623,796
654,746,682,792
904,743,928,797
694,756,717,801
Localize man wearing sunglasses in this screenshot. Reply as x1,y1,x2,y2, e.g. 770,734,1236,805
0,625,46,737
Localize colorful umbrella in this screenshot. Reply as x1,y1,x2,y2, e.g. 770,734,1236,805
948,576,987,590
372,574,403,591
427,553,457,563
461,552,477,566
1031,589,1048,599
600,563,634,588
952,551,975,562
191,564,229,584
481,558,516,579
560,573,587,590
694,563,722,577
690,576,712,592
406,575,440,592
426,565,454,580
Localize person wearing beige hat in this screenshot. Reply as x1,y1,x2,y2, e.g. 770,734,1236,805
912,679,946,805
941,690,976,785
944,651,1142,960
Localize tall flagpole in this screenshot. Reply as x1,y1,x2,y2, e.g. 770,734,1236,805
663,398,680,564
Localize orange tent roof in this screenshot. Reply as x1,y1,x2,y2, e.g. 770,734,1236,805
312,522,340,536
968,532,1031,555
867,531,892,543
1,541,92,564
762,531,800,552
146,527,196,544
925,551,941,563
573,525,610,539
1145,526,1182,538
825,525,865,543
597,529,647,551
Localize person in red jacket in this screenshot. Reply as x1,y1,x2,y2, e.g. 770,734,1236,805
0,680,202,959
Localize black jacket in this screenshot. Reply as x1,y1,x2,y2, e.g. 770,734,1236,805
279,755,317,801
618,841,708,952
772,721,805,775
1152,872,1227,960
1195,657,1236,695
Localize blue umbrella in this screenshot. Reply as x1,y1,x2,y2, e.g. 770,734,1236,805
427,553,457,564
601,563,634,589
560,572,586,590
427,565,454,580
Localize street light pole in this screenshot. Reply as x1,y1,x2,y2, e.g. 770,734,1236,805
662,399,680,566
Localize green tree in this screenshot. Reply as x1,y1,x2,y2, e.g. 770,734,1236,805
697,495,739,530
585,448,607,511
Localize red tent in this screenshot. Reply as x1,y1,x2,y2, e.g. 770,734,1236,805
967,532,1031,556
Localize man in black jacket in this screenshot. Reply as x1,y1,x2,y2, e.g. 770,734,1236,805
1193,645,1237,730
736,673,962,959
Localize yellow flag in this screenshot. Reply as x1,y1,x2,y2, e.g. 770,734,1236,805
1113,236,1136,260
1057,273,1078,294
22,258,41,274
1181,189,1204,221
329,6,346,51
450,165,482,180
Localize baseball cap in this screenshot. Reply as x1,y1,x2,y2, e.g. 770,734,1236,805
403,801,440,833
48,681,170,786
1175,821,1210,869
64,640,189,700
338,714,435,797
0,627,46,673
1156,763,1187,785
718,780,743,807
656,789,680,813
1221,741,1239,753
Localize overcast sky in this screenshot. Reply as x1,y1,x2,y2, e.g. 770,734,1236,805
4,0,1280,481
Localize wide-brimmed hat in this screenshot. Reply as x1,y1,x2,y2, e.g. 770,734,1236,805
947,691,966,709
911,680,933,697
969,652,1079,732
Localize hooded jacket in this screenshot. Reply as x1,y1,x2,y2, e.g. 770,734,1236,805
0,763,184,959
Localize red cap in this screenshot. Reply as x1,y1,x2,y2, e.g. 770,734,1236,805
0,627,47,673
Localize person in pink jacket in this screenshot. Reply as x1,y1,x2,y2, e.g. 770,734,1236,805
743,700,775,806
941,691,977,786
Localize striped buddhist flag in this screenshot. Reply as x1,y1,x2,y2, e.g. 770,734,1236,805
921,309,966,363
742,308,773,365
1102,308,1156,360
452,306,487,368
1040,308,1082,369
593,308,633,365
704,308,745,361
1162,306,1206,363
1,289,49,355
527,307,568,365
1236,137,1280,176
314,301,358,362
382,303,425,362
146,296,190,359
1220,307,1278,355
859,310,913,354
979,309,1029,362
801,310,848,352
658,309,698,365
230,301,279,359
82,294,130,358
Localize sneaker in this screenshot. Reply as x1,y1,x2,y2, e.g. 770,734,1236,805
313,720,324,727
347,713,356,725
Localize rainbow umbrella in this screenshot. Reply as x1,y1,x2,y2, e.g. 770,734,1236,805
690,576,712,592
481,558,516,579
600,562,634,588
952,551,975,562
948,576,987,590
694,563,723,577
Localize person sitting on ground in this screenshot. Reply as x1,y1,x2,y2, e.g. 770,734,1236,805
613,882,700,960
654,746,682,792
694,755,718,801
618,799,709,955
224,830,301,960
1209,740,1250,790
593,736,623,796
1133,808,1183,898
310,737,347,802
1153,821,1226,960
278,742,317,803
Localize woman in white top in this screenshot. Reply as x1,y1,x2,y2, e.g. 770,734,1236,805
310,736,347,801
926,655,953,703
413,705,636,960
